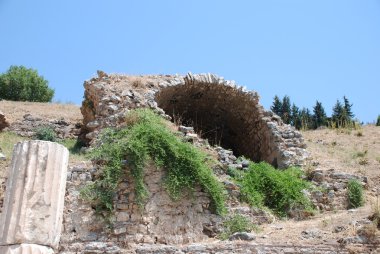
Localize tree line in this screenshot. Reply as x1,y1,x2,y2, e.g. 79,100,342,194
271,95,355,130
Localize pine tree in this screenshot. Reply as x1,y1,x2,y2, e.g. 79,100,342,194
300,107,313,130
281,95,291,124
291,103,302,130
332,99,344,127
343,96,354,119
312,101,327,129
271,95,283,117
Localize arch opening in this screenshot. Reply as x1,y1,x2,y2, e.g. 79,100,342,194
155,82,278,166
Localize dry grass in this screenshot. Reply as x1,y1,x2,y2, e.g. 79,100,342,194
0,100,82,124
254,125,380,247
303,125,380,185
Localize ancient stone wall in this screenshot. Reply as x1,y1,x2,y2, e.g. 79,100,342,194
80,72,308,168
60,162,221,252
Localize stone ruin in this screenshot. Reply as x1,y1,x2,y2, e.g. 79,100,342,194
5,72,364,253
80,72,308,169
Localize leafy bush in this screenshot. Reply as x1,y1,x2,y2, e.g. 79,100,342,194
35,126,57,142
81,109,226,217
347,179,364,208
219,214,258,240
376,115,380,126
237,162,314,217
0,65,54,102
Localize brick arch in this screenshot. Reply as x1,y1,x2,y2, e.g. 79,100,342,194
155,76,279,166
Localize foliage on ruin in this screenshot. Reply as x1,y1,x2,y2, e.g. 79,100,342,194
347,179,364,209
219,214,258,240
235,161,314,217
35,125,57,142
81,109,226,218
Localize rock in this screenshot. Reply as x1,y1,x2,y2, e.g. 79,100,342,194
87,120,100,129
23,113,42,121
0,152,6,161
241,160,250,168
223,180,239,191
83,242,120,254
97,70,108,79
0,141,69,249
0,244,54,254
338,235,368,244
301,229,322,239
333,225,346,233
311,170,324,182
0,111,10,131
229,232,256,241
179,125,194,134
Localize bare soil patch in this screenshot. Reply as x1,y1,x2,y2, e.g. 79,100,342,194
0,100,82,124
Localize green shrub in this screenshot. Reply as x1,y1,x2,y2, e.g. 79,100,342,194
237,162,314,217
376,115,380,126
35,126,57,142
0,65,54,102
81,109,226,218
347,179,364,208
219,214,258,240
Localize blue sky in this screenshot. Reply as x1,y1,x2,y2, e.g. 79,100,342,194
1,1,379,123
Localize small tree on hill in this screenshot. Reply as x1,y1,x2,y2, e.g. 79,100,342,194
300,108,313,130
312,101,327,129
271,95,283,117
343,96,354,119
0,65,54,102
291,103,302,130
332,99,344,127
281,95,291,124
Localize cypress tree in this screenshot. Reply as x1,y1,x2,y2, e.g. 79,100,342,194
271,95,283,117
281,95,291,124
332,100,344,127
300,108,313,130
312,101,327,129
343,96,354,119
291,103,302,130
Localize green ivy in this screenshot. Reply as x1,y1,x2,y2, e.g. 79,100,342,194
81,109,226,218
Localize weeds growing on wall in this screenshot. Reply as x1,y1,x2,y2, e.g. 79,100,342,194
347,179,364,209
219,214,258,240
81,109,226,218
35,125,57,142
235,161,314,217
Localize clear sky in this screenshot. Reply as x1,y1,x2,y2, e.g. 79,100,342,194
1,0,379,123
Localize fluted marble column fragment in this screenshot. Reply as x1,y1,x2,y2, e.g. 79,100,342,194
0,141,69,249
0,244,54,254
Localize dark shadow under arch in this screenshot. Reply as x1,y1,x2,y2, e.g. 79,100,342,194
155,81,278,167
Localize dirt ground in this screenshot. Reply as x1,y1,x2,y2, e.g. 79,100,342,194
255,126,380,249
0,100,82,124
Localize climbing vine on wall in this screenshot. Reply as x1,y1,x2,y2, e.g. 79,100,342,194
81,109,226,219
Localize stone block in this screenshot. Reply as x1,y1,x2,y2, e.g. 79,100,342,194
0,244,54,254
0,141,69,249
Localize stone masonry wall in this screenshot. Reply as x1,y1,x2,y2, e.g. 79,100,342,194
60,163,220,252
80,72,308,168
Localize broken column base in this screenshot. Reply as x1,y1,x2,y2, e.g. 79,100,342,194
0,244,54,254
